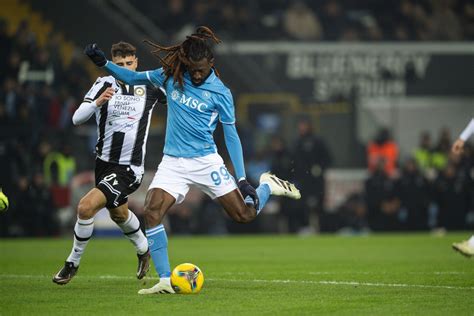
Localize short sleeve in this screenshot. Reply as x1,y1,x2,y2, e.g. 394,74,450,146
216,89,236,124
146,68,166,88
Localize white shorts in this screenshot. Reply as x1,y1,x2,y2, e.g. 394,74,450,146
149,153,238,204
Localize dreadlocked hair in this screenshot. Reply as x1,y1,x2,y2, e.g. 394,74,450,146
144,26,222,88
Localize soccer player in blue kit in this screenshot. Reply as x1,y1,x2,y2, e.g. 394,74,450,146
85,26,301,294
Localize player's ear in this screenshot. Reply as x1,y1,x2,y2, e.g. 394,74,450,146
135,57,139,67
209,57,215,67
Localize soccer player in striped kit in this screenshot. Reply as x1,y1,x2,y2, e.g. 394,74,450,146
53,42,166,284
451,118,474,258
85,26,301,294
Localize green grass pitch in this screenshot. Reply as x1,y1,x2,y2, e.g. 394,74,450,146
1,233,472,315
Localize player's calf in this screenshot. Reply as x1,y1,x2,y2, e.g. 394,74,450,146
219,191,257,223
231,205,256,223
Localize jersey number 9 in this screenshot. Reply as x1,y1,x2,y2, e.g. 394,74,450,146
210,167,230,186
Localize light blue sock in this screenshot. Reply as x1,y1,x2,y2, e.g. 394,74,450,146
244,183,271,215
146,224,171,278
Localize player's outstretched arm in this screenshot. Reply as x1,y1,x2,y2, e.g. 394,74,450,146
222,123,259,208
222,123,246,180
84,43,150,85
104,61,150,85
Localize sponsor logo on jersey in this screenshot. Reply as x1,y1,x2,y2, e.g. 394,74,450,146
202,91,211,99
171,90,180,101
134,87,145,96
171,90,208,113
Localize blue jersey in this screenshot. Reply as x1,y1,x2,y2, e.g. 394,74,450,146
104,61,246,179
145,68,234,158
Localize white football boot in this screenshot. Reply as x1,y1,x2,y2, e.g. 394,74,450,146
138,277,175,294
260,172,301,200
452,240,474,258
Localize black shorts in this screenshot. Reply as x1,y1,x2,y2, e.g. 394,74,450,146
95,158,142,209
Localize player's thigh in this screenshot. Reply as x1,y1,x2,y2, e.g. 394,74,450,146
217,189,256,223
108,202,129,223
144,188,176,225
77,188,107,219
148,155,190,204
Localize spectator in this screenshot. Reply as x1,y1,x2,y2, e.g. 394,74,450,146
397,158,431,230
413,131,437,179
0,19,12,84
337,193,369,234
292,118,332,233
268,135,295,233
433,162,471,230
365,159,401,231
319,0,347,40
269,135,293,181
460,1,474,40
367,128,399,177
283,1,323,40
432,127,451,171
44,143,76,212
429,0,463,40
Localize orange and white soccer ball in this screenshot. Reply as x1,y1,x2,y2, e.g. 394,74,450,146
171,263,204,294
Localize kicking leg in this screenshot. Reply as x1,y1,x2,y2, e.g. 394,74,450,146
218,172,300,222
218,189,257,223
53,188,106,285
108,203,150,279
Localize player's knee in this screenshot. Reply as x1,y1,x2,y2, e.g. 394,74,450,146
77,198,95,219
109,209,128,223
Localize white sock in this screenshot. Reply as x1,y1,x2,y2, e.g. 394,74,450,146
468,235,474,248
66,217,94,267
116,210,148,255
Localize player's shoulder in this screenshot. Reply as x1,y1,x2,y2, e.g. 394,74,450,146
209,76,232,97
91,75,116,87
147,67,165,76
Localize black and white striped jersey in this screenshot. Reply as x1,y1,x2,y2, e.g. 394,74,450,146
83,76,166,168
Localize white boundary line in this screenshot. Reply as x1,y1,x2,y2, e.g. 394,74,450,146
1,274,473,291
309,271,469,275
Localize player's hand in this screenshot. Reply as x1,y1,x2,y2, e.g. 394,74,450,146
451,138,465,155
84,43,107,67
96,87,115,106
238,179,259,210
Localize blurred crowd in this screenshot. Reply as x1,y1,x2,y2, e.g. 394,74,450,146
355,127,474,233
0,19,91,237
134,0,474,42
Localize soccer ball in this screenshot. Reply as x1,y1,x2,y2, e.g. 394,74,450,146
0,190,8,212
171,263,204,294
